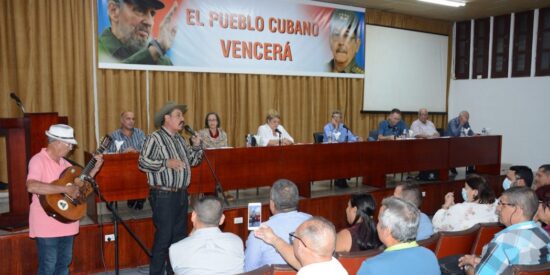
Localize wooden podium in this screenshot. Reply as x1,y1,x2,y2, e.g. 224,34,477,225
0,113,67,230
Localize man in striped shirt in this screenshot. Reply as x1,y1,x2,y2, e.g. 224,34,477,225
139,102,203,275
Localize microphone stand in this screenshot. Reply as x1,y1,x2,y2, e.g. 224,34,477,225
87,176,152,275
202,151,229,206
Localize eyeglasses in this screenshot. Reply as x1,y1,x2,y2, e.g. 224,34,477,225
289,232,307,247
59,141,73,149
497,201,516,208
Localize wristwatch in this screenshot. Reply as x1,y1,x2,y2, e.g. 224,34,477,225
149,40,165,56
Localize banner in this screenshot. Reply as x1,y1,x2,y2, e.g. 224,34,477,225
97,0,365,78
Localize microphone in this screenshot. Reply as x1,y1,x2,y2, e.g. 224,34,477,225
10,92,22,104
184,125,196,136
10,92,26,113
275,129,282,146
275,129,282,135
342,124,350,131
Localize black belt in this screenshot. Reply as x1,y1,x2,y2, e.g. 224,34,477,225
150,185,182,192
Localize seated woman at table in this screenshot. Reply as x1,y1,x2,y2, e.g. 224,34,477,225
336,193,382,252
198,112,229,148
257,109,294,146
432,174,497,232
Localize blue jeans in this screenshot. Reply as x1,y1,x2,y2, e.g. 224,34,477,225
149,189,188,275
36,236,74,275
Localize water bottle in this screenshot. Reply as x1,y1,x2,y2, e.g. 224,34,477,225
402,129,407,139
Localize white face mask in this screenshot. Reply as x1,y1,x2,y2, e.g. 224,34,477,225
462,188,469,202
502,178,512,190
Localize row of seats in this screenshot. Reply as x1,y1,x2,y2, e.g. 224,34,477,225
241,222,550,275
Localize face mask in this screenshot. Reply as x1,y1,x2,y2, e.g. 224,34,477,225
502,178,512,190
462,188,469,202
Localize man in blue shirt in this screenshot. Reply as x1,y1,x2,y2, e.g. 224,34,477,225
377,108,408,141
357,197,440,275
244,179,311,271
394,182,433,240
458,187,550,274
447,111,474,137
323,110,361,143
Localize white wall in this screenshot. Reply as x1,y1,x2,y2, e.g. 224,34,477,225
448,77,550,170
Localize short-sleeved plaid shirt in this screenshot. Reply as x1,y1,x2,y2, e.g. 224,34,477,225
475,221,550,274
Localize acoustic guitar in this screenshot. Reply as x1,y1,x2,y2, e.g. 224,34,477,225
40,136,112,223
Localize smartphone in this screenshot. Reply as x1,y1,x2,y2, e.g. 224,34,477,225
247,202,262,230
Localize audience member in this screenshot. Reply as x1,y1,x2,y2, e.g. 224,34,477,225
335,194,381,252
169,196,243,275
357,197,440,275
459,187,550,274
535,185,550,235
198,112,228,148
432,174,497,232
394,182,434,240
292,217,348,274
503,165,534,190
535,164,550,189
377,108,408,141
257,109,294,146
447,110,474,137
410,108,440,138
107,111,146,210
244,179,311,271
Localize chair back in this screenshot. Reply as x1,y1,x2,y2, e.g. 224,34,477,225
512,262,550,275
470,222,505,255
313,132,324,144
237,265,271,275
367,130,378,141
418,233,440,253
336,248,383,274
271,264,297,275
435,224,481,259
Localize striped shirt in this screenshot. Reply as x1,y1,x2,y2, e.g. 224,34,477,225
138,127,203,189
475,221,550,275
107,128,146,153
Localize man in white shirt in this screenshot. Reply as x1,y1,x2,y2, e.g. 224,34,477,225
293,217,348,275
169,196,244,275
410,108,439,138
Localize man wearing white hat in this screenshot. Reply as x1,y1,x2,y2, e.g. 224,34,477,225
139,102,204,275
26,124,103,275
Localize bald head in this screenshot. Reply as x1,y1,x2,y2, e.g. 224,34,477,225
120,111,136,131
418,108,429,123
459,111,470,125
297,217,336,257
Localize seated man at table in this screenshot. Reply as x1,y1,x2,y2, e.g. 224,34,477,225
169,196,244,275
107,111,146,210
323,110,361,142
410,108,439,138
458,187,550,274
377,108,408,141
503,165,534,190
357,197,440,274
447,110,474,137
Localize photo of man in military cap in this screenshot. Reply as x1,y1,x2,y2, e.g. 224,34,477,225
327,9,364,74
98,0,178,65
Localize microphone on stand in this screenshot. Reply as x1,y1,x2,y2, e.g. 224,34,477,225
342,124,350,142
275,129,282,146
10,92,26,114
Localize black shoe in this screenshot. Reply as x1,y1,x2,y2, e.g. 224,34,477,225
449,168,458,175
334,179,349,188
134,200,145,210
127,200,137,209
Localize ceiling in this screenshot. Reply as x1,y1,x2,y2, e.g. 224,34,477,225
317,0,550,21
